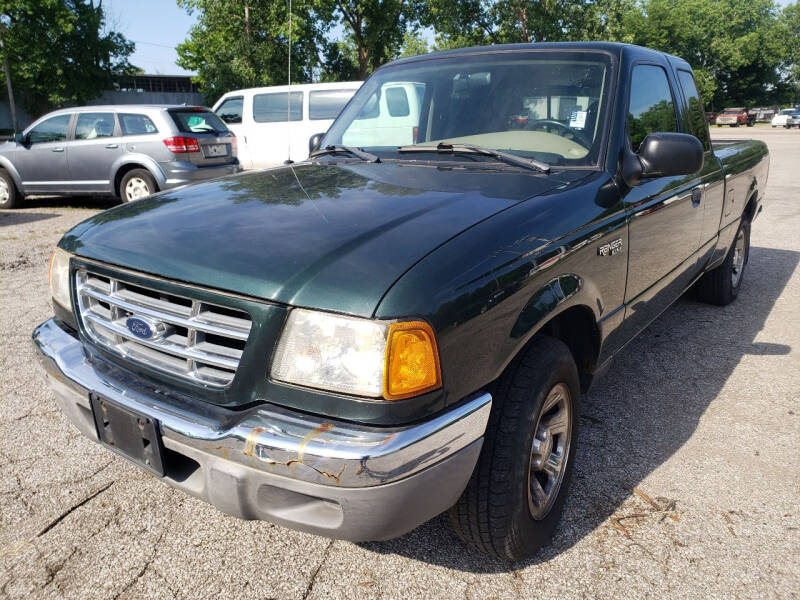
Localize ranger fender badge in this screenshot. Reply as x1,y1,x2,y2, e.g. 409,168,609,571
598,238,623,257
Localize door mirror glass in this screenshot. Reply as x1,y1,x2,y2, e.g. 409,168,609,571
309,132,325,154
13,132,27,145
623,132,703,186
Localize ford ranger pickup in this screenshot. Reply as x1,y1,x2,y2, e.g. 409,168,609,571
32,42,769,561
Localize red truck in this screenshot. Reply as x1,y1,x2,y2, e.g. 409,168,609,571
716,107,755,127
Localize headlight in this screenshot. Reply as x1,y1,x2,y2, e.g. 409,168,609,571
271,308,441,400
49,247,72,311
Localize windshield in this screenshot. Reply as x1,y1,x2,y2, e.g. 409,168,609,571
322,51,613,167
780,109,794,115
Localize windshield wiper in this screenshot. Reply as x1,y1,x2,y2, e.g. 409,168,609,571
309,145,380,163
397,142,550,173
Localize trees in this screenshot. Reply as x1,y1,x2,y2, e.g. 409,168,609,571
330,1,420,78
0,0,135,119
177,0,798,109
625,0,790,109
176,0,334,103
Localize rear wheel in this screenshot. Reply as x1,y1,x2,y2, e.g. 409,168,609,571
696,218,750,305
448,336,580,561
0,169,19,209
120,169,157,202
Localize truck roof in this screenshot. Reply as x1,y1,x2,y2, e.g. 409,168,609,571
386,41,690,71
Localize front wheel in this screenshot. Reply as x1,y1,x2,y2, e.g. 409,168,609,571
0,169,19,209
695,218,750,305
120,169,157,202
448,336,580,561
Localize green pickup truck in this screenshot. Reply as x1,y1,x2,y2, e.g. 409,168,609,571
33,42,769,561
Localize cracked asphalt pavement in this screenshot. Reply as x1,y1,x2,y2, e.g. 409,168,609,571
1,128,798,599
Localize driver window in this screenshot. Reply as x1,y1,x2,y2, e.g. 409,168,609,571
28,114,71,144
627,65,678,151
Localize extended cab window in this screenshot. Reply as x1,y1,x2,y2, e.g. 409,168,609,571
28,114,71,144
75,113,116,140
119,114,158,136
676,70,710,151
253,92,302,123
627,65,678,151
216,97,243,124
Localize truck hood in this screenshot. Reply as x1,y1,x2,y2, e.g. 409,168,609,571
61,162,574,316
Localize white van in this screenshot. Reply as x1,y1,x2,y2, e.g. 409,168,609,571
340,82,426,148
213,82,362,169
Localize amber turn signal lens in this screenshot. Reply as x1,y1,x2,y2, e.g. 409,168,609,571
383,321,441,400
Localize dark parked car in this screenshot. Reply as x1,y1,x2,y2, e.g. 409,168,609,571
33,43,769,561
0,105,240,209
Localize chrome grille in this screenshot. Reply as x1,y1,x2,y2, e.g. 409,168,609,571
75,269,251,387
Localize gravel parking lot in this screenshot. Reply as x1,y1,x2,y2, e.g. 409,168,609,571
1,127,798,599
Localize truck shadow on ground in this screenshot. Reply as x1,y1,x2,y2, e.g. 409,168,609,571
358,245,798,572
0,211,60,226
15,195,120,211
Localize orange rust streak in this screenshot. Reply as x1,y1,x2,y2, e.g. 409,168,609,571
297,423,334,461
242,427,266,458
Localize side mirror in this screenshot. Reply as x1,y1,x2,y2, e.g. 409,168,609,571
622,132,704,187
13,132,27,145
309,133,325,155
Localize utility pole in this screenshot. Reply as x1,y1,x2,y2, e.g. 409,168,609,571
0,21,18,134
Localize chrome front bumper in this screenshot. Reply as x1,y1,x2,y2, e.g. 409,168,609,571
32,319,491,540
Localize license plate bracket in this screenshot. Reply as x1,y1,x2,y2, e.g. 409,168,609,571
89,393,165,476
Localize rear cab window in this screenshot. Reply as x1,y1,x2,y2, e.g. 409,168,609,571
169,109,230,134
627,64,678,151
253,92,303,123
119,114,159,136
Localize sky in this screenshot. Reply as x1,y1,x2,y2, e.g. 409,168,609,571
104,0,198,75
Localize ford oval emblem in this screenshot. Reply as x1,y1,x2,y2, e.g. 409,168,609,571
126,316,161,340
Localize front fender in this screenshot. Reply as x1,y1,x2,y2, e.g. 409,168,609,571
0,155,23,191
375,173,626,408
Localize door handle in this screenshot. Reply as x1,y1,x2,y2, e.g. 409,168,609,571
105,143,119,149
51,147,64,152
691,187,702,207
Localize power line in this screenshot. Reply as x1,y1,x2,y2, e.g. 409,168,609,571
131,39,177,49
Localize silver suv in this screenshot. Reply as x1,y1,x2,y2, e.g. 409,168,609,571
0,105,240,208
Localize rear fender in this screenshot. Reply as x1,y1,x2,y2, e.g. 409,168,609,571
110,154,167,192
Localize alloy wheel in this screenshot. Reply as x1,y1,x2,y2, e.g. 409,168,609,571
731,228,746,288
528,382,572,520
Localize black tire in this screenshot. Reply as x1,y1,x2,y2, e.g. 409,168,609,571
448,336,581,561
695,218,750,305
0,169,19,209
119,168,157,202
